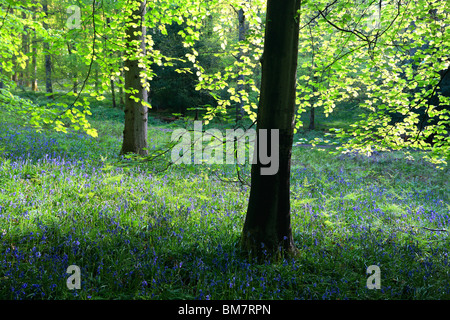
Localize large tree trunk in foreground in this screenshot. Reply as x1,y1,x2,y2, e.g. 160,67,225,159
241,0,301,259
120,0,148,156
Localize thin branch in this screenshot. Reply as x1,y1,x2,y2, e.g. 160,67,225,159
318,9,368,43
422,227,448,232
56,0,97,118
299,0,338,32
0,4,10,32
230,4,239,15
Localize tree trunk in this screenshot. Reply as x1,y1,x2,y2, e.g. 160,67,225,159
67,42,78,94
241,0,301,259
120,0,148,156
309,106,315,130
31,16,38,92
9,9,18,85
31,42,38,91
119,75,125,107
73,73,78,94
11,55,18,84
110,74,116,108
44,44,52,98
43,0,53,99
94,65,99,94
236,7,246,122
118,46,125,108
106,17,116,108
0,61,3,89
21,10,30,88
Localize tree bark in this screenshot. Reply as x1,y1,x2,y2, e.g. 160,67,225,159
44,43,52,98
309,107,315,130
0,61,3,89
11,54,18,84
43,0,53,99
106,17,116,108
120,0,148,156
241,0,301,259
20,10,30,88
94,65,100,94
118,44,125,108
31,6,38,92
31,32,38,91
67,42,78,93
236,7,246,122
110,72,116,108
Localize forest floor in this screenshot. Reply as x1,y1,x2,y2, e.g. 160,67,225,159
0,103,449,300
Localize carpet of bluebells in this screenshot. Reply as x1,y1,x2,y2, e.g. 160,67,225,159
0,117,449,300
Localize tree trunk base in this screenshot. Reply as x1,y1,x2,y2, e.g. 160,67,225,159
239,231,299,263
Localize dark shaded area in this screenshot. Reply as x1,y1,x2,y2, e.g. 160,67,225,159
422,67,450,146
389,65,450,146
149,22,218,117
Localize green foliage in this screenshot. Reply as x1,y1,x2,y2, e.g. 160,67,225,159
149,21,219,115
294,0,450,166
1,0,448,166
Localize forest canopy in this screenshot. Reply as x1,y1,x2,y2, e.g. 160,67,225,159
0,0,448,166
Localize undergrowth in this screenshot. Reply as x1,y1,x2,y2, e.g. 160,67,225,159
0,105,449,300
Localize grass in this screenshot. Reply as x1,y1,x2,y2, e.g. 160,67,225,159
0,103,449,300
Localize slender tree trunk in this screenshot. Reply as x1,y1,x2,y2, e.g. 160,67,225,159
73,73,78,94
0,61,3,89
241,0,301,259
118,45,125,108
12,72,18,84
309,107,315,130
9,9,18,85
43,0,53,99
120,0,148,156
94,65,99,94
31,37,38,91
31,12,38,92
67,42,78,93
21,10,30,88
106,17,116,108
119,75,125,107
11,55,18,84
72,51,78,94
110,74,116,108
236,7,246,122
44,45,52,98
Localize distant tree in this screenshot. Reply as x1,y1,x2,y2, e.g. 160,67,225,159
43,0,53,99
0,62,3,89
120,0,149,156
106,17,116,108
66,41,78,94
232,4,247,122
31,8,38,92
20,9,30,88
